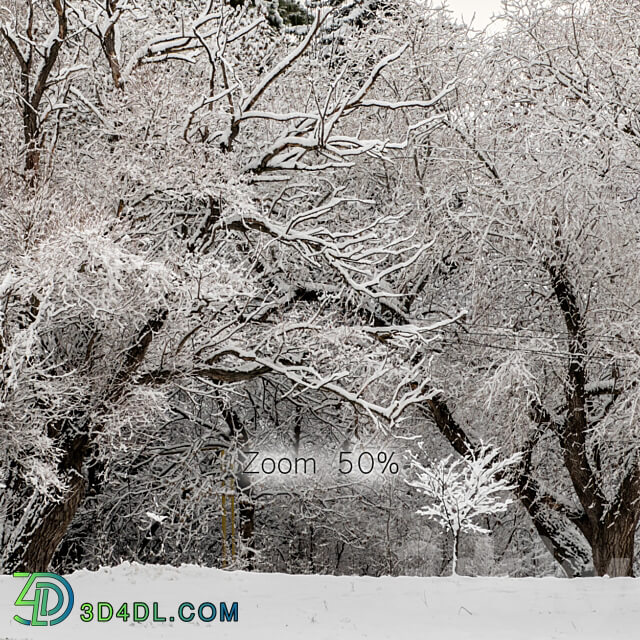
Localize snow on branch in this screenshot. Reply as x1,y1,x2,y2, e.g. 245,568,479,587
242,57,455,173
123,6,264,81
205,206,436,304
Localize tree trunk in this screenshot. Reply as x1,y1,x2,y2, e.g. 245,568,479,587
591,513,638,577
451,528,460,576
220,403,256,569
3,472,86,573
18,476,85,572
23,110,41,182
237,476,256,570
103,0,124,90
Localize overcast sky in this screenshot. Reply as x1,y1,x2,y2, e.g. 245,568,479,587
441,0,503,28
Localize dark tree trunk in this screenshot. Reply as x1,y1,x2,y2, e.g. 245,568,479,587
234,464,256,570
13,474,86,573
103,0,124,90
236,476,256,570
591,510,639,577
3,427,90,573
23,111,41,180
220,403,257,569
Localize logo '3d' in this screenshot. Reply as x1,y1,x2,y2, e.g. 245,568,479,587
13,573,74,626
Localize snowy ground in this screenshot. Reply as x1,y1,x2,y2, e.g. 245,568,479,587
1,563,639,639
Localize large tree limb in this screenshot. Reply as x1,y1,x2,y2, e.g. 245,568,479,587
545,257,606,523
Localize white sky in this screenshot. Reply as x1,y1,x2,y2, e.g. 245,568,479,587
440,0,504,28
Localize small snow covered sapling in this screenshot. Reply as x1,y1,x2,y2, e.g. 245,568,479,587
407,443,522,575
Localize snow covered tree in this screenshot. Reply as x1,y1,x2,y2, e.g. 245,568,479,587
0,0,459,573
410,0,640,576
408,444,521,575
9,0,640,580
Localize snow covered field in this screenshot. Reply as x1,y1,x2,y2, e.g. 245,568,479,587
1,563,639,639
